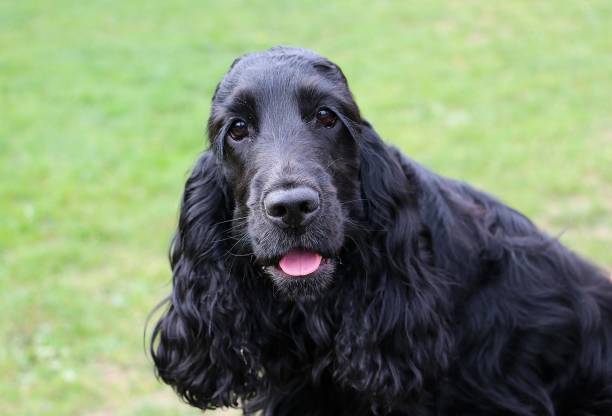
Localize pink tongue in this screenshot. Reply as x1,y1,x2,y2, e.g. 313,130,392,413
278,249,322,276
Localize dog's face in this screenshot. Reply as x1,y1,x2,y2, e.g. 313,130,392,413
207,48,363,299
155,49,454,410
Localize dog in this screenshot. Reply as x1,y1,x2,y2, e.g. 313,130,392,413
150,47,612,415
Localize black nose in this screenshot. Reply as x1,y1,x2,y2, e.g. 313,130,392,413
263,187,320,228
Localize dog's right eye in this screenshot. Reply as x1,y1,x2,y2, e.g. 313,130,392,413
228,119,248,141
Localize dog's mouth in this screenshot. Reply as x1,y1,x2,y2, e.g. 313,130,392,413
259,248,337,288
262,248,334,277
278,249,324,277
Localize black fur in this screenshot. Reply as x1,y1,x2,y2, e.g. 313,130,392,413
150,47,612,415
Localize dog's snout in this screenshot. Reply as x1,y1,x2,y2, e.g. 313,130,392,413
264,187,320,228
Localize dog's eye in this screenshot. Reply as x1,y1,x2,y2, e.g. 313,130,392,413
228,119,248,141
315,108,337,128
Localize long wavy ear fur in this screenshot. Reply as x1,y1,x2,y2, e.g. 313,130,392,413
150,151,258,409
331,121,453,412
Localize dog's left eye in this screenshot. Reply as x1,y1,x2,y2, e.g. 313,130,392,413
315,107,337,128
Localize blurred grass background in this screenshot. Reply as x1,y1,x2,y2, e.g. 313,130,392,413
1,1,611,414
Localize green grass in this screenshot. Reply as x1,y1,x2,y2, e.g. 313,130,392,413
1,1,611,414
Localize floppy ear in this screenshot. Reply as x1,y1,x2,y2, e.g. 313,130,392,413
150,150,258,409
355,122,419,228
332,119,453,409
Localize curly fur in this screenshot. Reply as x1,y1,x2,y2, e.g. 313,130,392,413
150,47,612,415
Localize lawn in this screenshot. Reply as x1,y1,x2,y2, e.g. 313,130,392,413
1,1,611,414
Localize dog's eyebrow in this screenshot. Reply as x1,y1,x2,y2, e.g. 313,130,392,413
296,81,345,111
297,83,327,103
296,81,359,122
224,89,257,117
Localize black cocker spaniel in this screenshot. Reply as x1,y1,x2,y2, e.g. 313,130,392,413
150,47,612,415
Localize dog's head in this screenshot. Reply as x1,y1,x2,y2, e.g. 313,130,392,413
207,47,365,298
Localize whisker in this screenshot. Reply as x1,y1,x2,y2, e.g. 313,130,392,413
227,251,256,258
212,216,249,227
326,157,344,170
225,221,249,232
339,198,368,205
211,235,244,244
223,232,251,258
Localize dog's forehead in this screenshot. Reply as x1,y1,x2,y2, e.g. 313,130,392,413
232,47,329,75
208,48,360,135
228,61,320,102
215,48,343,106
